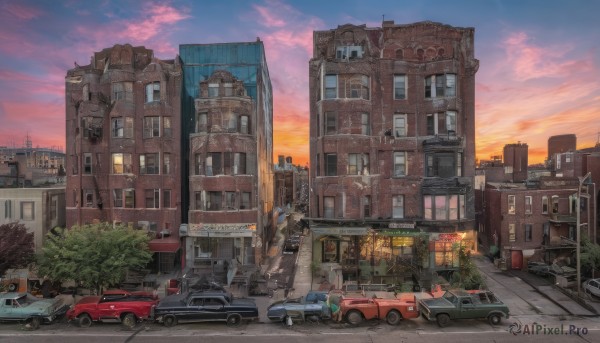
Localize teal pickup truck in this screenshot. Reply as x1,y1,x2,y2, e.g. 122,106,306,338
0,292,69,329
419,289,509,327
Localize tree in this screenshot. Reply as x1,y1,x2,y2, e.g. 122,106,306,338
451,244,486,290
580,234,600,278
0,222,35,276
36,223,153,293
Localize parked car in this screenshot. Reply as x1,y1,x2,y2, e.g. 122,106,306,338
283,235,301,252
153,291,258,327
527,261,551,276
66,289,158,328
340,293,419,325
419,289,509,327
583,278,600,298
266,291,330,322
0,292,69,330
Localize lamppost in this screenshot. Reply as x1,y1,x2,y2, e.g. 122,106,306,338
576,172,592,298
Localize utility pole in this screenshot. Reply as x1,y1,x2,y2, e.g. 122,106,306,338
576,172,592,298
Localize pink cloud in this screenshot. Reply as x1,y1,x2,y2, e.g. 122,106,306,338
1,2,42,20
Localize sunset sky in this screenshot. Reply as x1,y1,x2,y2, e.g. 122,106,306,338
1,0,599,167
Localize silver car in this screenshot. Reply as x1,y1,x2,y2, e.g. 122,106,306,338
583,279,600,298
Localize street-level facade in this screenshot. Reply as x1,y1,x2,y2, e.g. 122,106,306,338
308,21,479,290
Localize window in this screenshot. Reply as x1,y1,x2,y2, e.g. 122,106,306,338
20,201,34,221
508,195,516,214
224,83,233,96
4,200,12,219
324,196,335,218
163,189,171,208
111,117,133,138
363,196,371,218
143,117,160,138
509,224,516,242
525,196,532,214
348,153,369,175
394,75,406,100
336,46,363,60
208,83,219,97
196,112,208,133
348,75,369,100
145,189,160,208
225,192,236,209
393,114,406,137
124,189,135,208
240,192,251,209
163,117,172,138
392,195,404,219
426,153,457,177
206,192,222,211
205,152,222,176
324,154,337,176
83,153,92,174
393,152,406,177
322,239,339,263
240,115,249,134
446,111,457,133
112,82,133,101
427,113,437,135
423,194,465,220
84,189,94,207
140,154,159,174
542,196,548,214
145,82,160,102
71,155,78,174
194,192,202,210
361,113,370,135
524,224,532,242
195,153,202,175
324,75,337,99
425,74,456,98
113,189,123,207
112,153,132,174
224,152,246,175
552,195,559,214
434,241,458,267
163,153,170,174
325,112,337,134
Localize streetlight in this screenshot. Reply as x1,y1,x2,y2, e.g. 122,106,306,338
576,172,592,298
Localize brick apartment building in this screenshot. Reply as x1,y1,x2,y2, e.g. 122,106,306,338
65,44,182,272
308,21,479,290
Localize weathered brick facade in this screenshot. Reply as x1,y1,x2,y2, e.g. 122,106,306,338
308,21,478,289
65,44,182,272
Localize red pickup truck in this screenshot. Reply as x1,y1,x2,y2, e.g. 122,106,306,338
340,293,419,325
66,289,158,328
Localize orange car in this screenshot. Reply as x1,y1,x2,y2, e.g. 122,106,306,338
340,294,419,325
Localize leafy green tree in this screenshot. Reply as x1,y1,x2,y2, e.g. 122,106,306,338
580,234,600,277
36,223,152,293
451,244,486,290
0,222,35,276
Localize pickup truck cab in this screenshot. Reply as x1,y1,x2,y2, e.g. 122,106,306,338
340,294,419,325
153,291,258,327
66,289,158,328
419,289,509,327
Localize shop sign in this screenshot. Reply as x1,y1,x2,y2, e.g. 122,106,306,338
388,222,415,229
188,223,256,237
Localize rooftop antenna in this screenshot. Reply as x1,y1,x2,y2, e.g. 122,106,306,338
382,14,385,25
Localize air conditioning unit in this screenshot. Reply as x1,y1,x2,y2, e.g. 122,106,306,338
179,224,188,237
137,221,149,230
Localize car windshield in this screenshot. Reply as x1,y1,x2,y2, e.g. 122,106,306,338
14,294,40,307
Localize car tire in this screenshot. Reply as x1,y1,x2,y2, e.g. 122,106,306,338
226,313,242,327
488,313,502,326
346,310,362,326
8,283,18,292
77,314,92,328
163,315,177,327
27,317,41,330
386,310,402,325
121,313,137,329
436,313,451,328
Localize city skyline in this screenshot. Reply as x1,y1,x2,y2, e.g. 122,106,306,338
1,0,599,167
